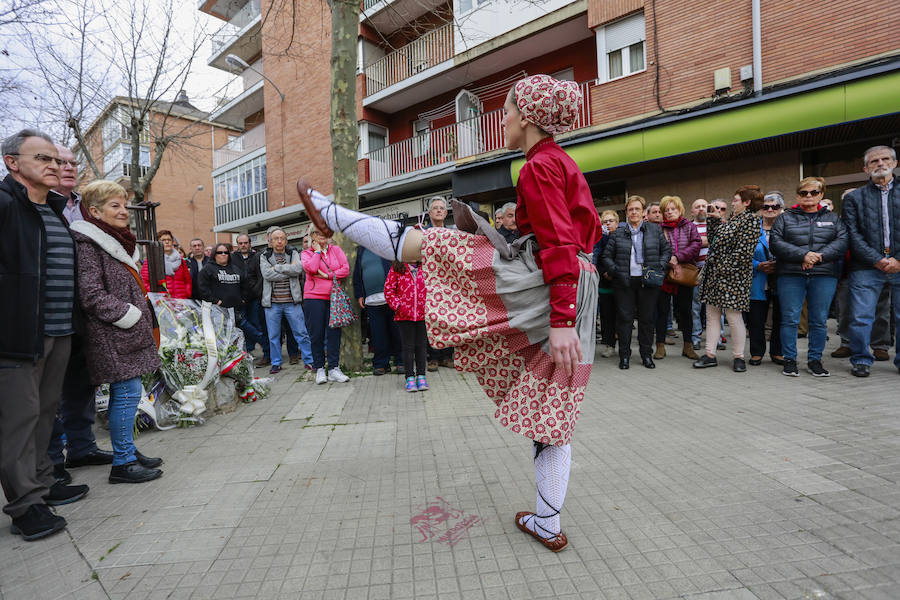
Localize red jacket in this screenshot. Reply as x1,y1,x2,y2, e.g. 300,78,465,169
141,255,192,299
384,265,425,322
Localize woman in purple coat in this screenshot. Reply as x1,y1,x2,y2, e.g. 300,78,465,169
69,181,163,485
656,195,701,360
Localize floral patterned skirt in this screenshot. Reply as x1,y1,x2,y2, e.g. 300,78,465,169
421,227,598,446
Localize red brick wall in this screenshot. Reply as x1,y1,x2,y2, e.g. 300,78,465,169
588,0,644,28
261,0,334,207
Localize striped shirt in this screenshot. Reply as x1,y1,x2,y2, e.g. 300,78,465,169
35,203,75,336
271,252,293,303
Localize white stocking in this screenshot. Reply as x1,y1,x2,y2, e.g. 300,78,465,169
519,442,571,539
307,190,410,261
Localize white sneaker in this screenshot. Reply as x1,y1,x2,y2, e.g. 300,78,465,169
600,345,614,358
315,368,327,385
328,367,349,383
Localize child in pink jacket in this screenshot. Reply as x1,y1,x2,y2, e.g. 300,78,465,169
384,261,428,392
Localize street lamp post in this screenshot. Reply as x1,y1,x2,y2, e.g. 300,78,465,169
225,54,285,102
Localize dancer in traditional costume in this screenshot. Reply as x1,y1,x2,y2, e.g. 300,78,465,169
299,75,600,551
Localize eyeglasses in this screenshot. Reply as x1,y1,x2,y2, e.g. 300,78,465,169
761,204,781,210
60,160,79,168
7,153,65,166
215,251,230,255
708,206,727,212
798,190,822,197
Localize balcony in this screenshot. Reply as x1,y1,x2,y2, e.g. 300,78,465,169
363,81,593,184
361,0,447,36
215,191,268,227
208,0,262,70
213,123,265,169
364,23,453,97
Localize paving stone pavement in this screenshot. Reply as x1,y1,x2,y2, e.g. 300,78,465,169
1,329,899,600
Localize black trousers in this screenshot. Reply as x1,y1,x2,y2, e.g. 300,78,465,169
613,277,659,359
397,320,428,378
597,292,617,347
656,284,693,343
748,291,782,358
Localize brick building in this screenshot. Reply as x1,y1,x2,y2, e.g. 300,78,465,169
78,94,239,249
200,0,899,244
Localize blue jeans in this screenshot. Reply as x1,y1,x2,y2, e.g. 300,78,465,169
778,275,837,362
236,307,266,356
848,269,900,367
243,299,265,353
303,299,342,370
108,377,142,466
265,303,313,366
366,304,401,369
47,338,99,464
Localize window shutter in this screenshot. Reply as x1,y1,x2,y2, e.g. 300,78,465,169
605,13,645,52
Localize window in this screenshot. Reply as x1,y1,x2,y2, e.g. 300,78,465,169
458,0,490,15
551,68,575,82
596,12,646,83
213,154,267,207
413,119,430,158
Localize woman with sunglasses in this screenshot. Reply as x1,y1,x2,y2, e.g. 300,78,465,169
770,177,847,377
748,192,785,366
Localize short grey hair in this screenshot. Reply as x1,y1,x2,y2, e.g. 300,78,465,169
500,202,516,215
2,129,55,157
267,226,285,239
863,145,896,165
427,196,447,210
763,191,784,208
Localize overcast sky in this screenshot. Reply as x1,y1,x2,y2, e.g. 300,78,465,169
1,0,237,144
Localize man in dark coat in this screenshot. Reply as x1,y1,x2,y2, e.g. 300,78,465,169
0,130,88,542
187,237,210,299
841,145,900,377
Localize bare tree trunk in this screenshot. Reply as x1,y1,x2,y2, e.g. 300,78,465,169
330,0,363,372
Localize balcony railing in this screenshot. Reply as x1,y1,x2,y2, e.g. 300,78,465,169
364,23,453,96
213,123,265,169
364,81,593,183
210,0,261,56
215,190,268,226
363,0,383,9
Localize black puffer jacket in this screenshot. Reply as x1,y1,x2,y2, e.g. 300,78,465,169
770,206,848,277
0,174,79,360
601,221,671,287
840,180,900,270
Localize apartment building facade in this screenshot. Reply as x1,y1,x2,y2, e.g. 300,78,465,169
200,0,899,244
78,95,239,248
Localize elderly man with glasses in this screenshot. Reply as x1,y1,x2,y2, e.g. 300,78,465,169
0,129,90,542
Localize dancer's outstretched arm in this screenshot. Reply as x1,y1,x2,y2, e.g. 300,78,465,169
297,179,423,263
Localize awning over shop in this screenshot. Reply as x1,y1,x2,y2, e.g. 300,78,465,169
511,66,900,184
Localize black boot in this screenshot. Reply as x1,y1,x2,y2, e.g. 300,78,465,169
135,451,163,469
109,461,163,484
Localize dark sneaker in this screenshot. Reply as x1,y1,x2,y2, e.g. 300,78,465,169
850,363,870,378
109,462,163,484
10,504,67,541
53,463,72,485
269,364,282,375
733,358,746,372
692,355,718,368
807,360,830,377
43,482,88,506
782,359,799,377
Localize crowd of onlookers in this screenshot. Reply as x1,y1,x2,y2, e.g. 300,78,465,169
1,125,897,543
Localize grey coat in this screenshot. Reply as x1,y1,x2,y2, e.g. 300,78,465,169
260,248,304,307
70,221,160,386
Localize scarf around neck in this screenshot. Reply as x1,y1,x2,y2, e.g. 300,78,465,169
164,250,183,276
79,201,137,256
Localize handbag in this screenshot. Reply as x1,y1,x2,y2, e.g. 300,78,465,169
328,276,357,328
664,227,700,287
642,265,664,287
125,265,161,348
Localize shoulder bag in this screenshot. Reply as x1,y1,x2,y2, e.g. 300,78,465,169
665,227,700,287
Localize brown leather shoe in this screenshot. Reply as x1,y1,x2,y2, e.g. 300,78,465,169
653,342,666,360
681,342,699,360
296,178,333,237
515,511,568,552
830,346,851,358
873,348,890,361
427,360,439,372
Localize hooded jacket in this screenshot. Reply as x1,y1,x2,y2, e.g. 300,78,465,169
70,220,160,385
770,206,848,277
0,174,80,360
384,264,426,321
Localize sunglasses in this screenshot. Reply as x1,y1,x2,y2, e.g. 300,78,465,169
761,204,781,210
215,251,229,255
798,189,822,197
